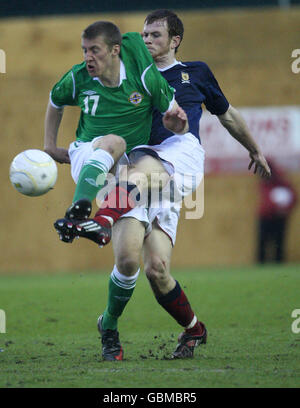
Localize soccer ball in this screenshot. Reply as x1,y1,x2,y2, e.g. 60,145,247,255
9,149,58,197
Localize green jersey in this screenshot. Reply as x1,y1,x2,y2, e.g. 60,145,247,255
50,32,175,152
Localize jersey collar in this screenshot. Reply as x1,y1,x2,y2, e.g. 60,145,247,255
157,59,187,72
93,59,127,87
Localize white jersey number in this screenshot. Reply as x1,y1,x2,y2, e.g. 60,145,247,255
84,95,100,116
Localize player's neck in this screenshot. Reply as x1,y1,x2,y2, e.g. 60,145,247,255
154,53,176,69
99,58,121,87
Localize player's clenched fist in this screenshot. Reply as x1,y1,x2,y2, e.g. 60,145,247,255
163,104,189,135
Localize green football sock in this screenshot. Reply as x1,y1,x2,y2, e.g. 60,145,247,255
72,148,114,203
101,267,139,330
72,163,106,202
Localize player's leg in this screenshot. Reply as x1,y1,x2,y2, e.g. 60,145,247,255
61,133,204,247
143,223,207,359
61,154,169,245
72,134,126,202
98,216,146,361
54,134,126,243
93,154,169,225
103,217,145,330
91,134,204,244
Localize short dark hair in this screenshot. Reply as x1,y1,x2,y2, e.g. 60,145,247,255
82,21,122,50
144,9,184,53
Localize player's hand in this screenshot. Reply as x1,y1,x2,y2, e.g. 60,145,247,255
248,151,271,178
163,106,189,134
44,146,70,164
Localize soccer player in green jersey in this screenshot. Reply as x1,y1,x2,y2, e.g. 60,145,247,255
56,11,271,362
45,20,188,243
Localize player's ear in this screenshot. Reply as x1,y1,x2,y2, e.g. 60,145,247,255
171,35,181,50
112,44,121,56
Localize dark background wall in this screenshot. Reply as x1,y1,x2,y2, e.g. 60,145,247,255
1,0,300,18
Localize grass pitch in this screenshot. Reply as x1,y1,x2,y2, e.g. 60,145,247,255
0,264,300,388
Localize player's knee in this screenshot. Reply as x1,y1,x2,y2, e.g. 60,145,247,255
116,255,139,277
144,257,166,283
109,134,126,156
93,134,126,160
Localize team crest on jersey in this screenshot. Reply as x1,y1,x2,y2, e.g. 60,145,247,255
129,91,143,105
181,72,190,84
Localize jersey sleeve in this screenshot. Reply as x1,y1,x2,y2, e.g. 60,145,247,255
121,32,175,114
143,63,175,114
50,69,77,108
201,63,229,115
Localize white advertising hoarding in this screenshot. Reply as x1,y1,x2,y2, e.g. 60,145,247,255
200,106,300,173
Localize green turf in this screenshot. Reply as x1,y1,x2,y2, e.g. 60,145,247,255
0,264,300,388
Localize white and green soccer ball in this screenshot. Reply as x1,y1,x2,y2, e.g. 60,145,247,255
9,149,57,197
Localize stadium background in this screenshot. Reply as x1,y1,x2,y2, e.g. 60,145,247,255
1,0,299,273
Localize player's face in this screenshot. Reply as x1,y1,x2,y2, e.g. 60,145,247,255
143,20,172,60
142,20,174,60
81,35,118,78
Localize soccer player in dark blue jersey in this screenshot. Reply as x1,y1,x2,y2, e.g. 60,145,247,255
66,10,271,361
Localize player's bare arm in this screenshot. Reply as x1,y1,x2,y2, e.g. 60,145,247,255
163,100,189,135
44,102,70,164
218,105,271,178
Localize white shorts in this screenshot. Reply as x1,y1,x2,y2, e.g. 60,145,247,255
120,133,205,245
68,137,102,183
121,205,181,246
129,133,205,199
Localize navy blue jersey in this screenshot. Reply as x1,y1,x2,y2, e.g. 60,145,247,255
149,61,229,145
